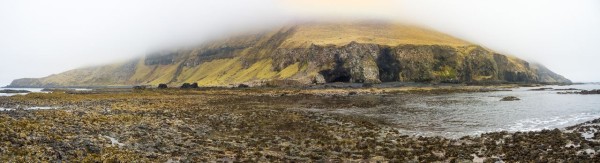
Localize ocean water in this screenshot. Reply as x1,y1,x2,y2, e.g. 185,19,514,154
328,84,600,138
0,88,93,96
399,84,600,138
0,88,44,96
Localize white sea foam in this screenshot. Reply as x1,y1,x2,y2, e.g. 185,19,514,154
507,113,600,132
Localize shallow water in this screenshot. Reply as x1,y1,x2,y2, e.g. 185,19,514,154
371,84,600,138
0,87,93,96
0,88,44,96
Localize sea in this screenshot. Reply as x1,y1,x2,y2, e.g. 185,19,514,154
325,83,600,138
2,84,600,139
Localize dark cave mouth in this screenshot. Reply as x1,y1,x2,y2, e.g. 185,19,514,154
330,75,351,82
319,69,352,83
318,65,400,83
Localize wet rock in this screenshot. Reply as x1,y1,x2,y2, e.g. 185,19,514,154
2,86,599,162
529,87,553,91
554,88,579,91
578,89,600,95
180,83,199,89
133,86,147,90
559,89,600,95
0,89,31,93
500,96,520,101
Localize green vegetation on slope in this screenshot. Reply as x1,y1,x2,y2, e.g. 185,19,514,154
7,21,571,88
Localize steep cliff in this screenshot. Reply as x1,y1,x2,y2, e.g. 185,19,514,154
8,22,571,88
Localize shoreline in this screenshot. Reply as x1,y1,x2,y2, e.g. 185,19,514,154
0,86,598,161
2,81,582,89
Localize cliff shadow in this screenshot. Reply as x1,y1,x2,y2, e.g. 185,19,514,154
319,53,352,82
377,47,400,82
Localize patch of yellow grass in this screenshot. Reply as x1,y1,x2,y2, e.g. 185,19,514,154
232,59,277,82
187,58,243,86
147,64,180,85
277,62,300,79
473,75,494,81
506,56,528,72
129,58,154,83
281,22,471,48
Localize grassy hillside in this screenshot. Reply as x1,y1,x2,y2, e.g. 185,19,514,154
8,21,570,88
281,22,471,48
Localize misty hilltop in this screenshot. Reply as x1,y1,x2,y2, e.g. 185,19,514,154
8,21,570,88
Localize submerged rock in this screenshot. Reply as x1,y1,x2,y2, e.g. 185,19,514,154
500,96,520,101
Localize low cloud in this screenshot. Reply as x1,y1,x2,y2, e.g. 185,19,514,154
0,0,598,86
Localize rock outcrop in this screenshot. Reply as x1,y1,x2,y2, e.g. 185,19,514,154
8,21,571,88
500,96,521,101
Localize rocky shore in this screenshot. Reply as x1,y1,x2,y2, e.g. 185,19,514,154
0,89,31,94
0,87,598,162
558,89,600,95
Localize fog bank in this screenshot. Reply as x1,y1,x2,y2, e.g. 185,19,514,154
1,0,599,86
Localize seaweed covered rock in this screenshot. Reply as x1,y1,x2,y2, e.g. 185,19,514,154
501,96,520,101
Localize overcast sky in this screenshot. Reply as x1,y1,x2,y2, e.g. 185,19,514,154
1,0,599,86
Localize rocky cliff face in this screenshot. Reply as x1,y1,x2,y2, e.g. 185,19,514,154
8,22,571,88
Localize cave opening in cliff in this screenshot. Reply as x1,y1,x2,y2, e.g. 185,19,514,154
319,69,352,83
320,53,353,83
331,74,352,82
377,47,400,82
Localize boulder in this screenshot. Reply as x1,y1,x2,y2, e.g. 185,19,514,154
313,74,326,84
558,89,600,95
529,87,553,91
500,96,520,101
578,89,600,95
180,83,191,89
180,83,199,89
158,84,168,89
133,86,147,90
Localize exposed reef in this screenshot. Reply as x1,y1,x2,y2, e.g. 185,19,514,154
0,87,597,162
559,89,600,95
